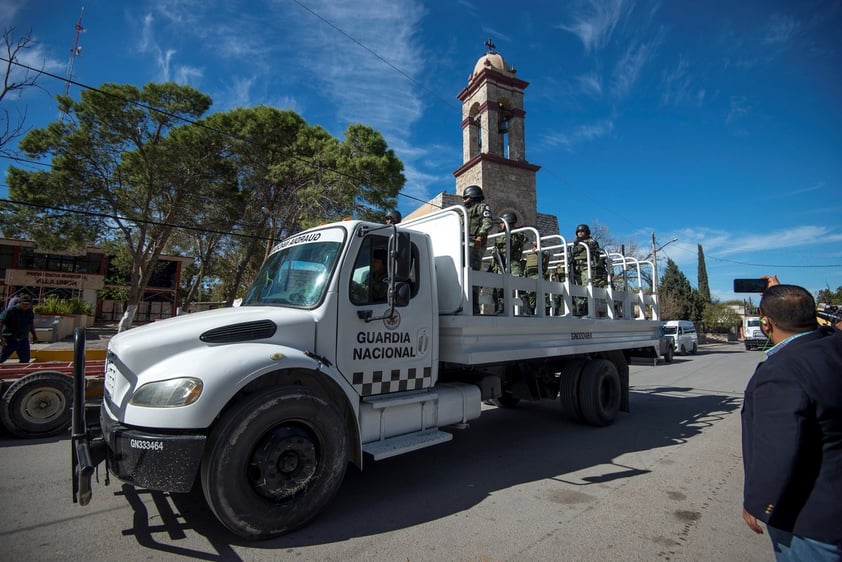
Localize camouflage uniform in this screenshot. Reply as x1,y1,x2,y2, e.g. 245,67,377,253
571,236,604,286
493,231,527,276
492,229,526,313
523,246,550,314
571,233,607,315
466,201,493,271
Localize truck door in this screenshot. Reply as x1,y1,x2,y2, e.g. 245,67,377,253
336,233,435,397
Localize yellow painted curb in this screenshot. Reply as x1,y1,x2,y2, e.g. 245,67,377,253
30,349,107,362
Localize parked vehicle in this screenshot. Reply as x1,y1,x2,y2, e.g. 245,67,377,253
1,361,104,438
743,316,767,351
72,206,662,539
662,320,698,355
628,324,674,365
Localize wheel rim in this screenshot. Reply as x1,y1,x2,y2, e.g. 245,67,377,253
18,386,67,424
249,425,319,500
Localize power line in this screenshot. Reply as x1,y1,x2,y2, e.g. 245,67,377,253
0,194,273,242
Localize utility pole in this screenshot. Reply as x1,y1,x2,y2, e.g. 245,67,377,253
60,7,85,121
650,233,678,289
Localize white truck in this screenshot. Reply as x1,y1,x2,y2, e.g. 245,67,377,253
72,206,661,539
743,316,766,350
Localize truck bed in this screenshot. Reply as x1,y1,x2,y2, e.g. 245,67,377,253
438,315,660,365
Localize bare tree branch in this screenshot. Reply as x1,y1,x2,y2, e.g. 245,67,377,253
1,26,44,151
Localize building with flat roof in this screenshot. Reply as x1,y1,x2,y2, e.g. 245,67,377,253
0,238,192,323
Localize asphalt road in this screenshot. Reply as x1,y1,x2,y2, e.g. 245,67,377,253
0,343,773,561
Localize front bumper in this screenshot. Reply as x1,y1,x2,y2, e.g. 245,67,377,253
744,337,767,349
100,404,207,493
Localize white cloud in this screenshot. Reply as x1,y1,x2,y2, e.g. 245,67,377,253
0,0,25,23
763,14,799,46
542,118,615,149
577,72,603,96
661,56,705,107
558,0,631,54
676,225,842,258
611,40,653,97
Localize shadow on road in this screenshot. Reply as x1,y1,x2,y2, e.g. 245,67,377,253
106,386,744,555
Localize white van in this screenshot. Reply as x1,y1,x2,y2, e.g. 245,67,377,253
662,320,698,355
743,316,767,351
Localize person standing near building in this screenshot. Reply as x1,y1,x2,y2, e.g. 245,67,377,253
0,294,38,364
741,283,842,561
462,185,493,314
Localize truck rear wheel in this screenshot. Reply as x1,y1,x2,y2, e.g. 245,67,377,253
200,386,349,539
0,371,73,438
578,359,621,427
663,346,674,363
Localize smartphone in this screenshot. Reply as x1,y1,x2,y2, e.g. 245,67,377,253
733,278,768,293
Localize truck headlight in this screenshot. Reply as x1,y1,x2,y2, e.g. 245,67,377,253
130,378,203,407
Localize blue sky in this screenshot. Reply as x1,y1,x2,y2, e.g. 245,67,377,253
2,0,841,303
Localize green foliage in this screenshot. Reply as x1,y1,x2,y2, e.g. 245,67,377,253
33,295,92,315
2,83,406,315
817,286,842,304
697,244,711,304
701,302,742,333
659,258,705,322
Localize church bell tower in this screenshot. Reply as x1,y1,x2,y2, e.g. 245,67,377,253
454,40,540,227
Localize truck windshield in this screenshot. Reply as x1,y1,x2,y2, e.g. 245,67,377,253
746,319,760,327
663,326,677,335
241,227,345,308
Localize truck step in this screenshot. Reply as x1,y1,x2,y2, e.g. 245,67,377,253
363,429,452,460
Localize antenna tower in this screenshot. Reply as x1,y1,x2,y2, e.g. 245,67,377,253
63,7,85,97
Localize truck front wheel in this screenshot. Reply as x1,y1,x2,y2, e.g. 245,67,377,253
200,386,349,539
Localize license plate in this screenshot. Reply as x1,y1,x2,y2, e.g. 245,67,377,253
104,362,118,397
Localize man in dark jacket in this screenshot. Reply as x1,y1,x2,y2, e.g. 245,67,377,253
0,294,38,363
741,284,842,560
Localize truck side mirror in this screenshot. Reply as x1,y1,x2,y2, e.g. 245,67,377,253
391,232,411,281
390,282,411,308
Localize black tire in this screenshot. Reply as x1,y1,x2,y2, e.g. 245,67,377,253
0,372,73,438
679,344,687,355
558,359,586,422
663,346,674,363
690,342,698,355
200,385,349,539
577,359,621,427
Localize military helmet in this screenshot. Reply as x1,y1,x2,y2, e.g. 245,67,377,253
385,210,402,224
462,185,484,201
500,212,517,226
575,224,591,236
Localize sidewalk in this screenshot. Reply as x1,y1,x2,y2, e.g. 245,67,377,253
28,323,117,361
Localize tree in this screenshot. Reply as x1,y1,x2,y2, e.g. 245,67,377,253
697,244,711,304
1,27,43,153
701,302,741,333
2,82,216,329
178,106,404,305
659,258,704,322
817,286,842,304
2,83,406,320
